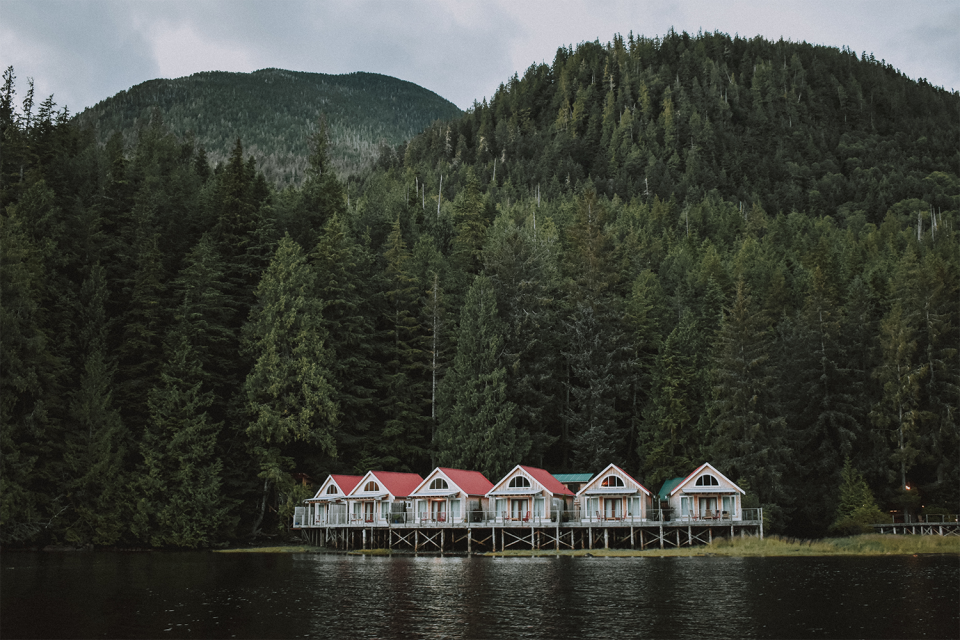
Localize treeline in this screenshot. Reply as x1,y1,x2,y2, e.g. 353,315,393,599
75,69,462,186
1,29,957,548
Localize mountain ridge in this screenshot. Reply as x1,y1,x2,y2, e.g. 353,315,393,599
75,67,462,185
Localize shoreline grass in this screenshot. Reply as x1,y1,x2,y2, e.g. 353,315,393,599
484,534,960,557
213,534,958,557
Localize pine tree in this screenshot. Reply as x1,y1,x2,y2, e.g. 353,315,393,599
244,236,338,450
785,266,862,533
829,458,885,535
135,329,232,547
376,216,430,471
436,275,526,480
63,264,130,546
638,314,699,488
483,209,562,466
709,279,790,524
310,214,380,467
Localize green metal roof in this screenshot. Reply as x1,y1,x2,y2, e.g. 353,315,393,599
553,473,594,483
658,477,684,501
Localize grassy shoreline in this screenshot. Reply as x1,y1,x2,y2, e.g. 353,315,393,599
214,534,959,557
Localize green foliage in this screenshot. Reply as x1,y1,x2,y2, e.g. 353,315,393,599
243,236,338,452
830,458,886,535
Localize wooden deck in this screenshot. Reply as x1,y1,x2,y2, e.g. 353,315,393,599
294,510,766,552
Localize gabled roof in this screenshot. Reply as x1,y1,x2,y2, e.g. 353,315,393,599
331,474,363,494
410,467,494,497
666,463,745,497
576,463,651,497
488,465,575,497
307,474,363,501
438,468,494,496
553,473,594,483
349,470,424,499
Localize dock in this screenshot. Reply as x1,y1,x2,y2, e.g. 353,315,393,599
294,509,765,552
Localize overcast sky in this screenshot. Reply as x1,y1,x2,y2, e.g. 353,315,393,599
2,0,958,115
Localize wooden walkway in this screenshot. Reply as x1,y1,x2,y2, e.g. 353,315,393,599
872,517,960,537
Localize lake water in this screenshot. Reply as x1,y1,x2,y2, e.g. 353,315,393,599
1,551,957,639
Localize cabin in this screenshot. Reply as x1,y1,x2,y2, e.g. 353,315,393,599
486,465,575,523
305,474,362,525
576,463,652,523
659,463,745,521
344,471,424,524
552,473,593,495
408,468,494,524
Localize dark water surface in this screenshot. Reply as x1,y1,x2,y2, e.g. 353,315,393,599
2,551,956,639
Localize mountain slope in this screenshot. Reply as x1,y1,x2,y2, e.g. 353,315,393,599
397,30,957,222
76,68,462,185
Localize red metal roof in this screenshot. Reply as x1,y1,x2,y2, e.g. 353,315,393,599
437,468,494,496
521,466,575,496
369,471,424,498
331,474,363,494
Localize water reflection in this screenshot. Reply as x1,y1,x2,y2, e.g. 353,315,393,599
2,552,956,639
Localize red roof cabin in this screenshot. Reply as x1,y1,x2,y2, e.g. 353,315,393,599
305,474,362,525
409,468,494,524
344,470,424,525
486,465,574,524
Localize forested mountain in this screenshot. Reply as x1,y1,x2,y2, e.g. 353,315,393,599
2,30,957,547
75,69,462,184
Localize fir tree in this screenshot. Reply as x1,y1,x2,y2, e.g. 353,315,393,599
436,274,526,480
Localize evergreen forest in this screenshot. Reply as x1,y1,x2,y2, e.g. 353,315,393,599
1,30,957,546
75,69,462,185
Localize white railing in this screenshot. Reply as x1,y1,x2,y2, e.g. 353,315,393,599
296,507,765,527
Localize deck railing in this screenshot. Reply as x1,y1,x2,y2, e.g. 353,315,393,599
888,513,959,524
297,506,764,528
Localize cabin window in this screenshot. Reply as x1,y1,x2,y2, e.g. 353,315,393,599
534,497,544,517
629,496,642,517
381,502,390,519
695,474,719,486
429,478,448,490
450,499,461,520
495,498,507,519
364,481,380,492
601,475,625,488
680,496,693,517
508,475,531,488
586,497,599,519
326,485,338,494
722,496,736,515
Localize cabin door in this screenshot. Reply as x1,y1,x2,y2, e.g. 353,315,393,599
363,501,375,522
604,498,621,519
698,497,717,519
431,500,446,522
510,499,528,520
